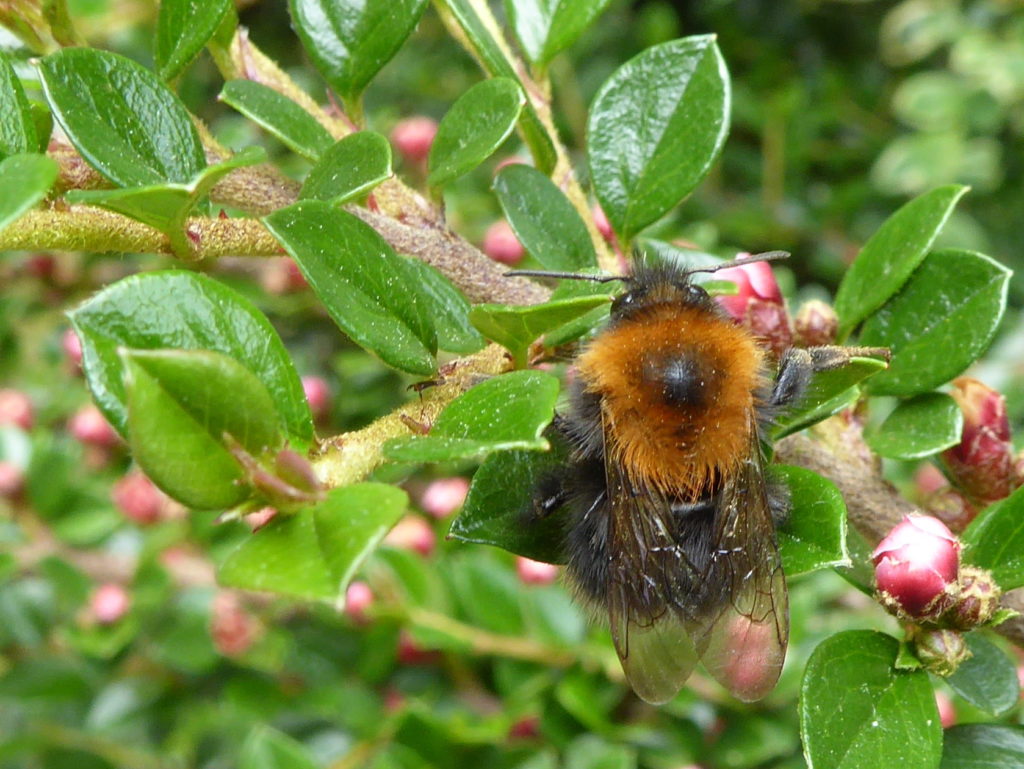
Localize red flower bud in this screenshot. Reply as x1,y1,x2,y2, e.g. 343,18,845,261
390,116,438,164
0,389,33,431
211,591,260,657
91,583,130,624
515,556,559,585
384,515,436,557
714,259,792,356
947,565,1001,629
302,375,331,422
482,220,525,266
935,690,957,728
793,299,838,347
942,378,1017,505
873,515,959,618
508,715,540,740
68,404,119,448
344,580,374,623
112,470,166,525
419,476,469,519
397,629,441,665
62,328,83,370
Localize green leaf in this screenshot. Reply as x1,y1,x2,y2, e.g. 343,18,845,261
800,631,941,769
450,434,570,563
427,78,525,188
433,0,557,173
961,485,1024,591
399,257,485,354
945,634,1020,717
220,484,407,600
0,52,37,159
775,466,850,577
263,201,437,376
940,725,1024,769
565,735,637,769
587,35,729,241
865,393,963,460
289,0,428,108
122,349,279,509
504,0,614,66
299,130,393,203
384,370,560,462
220,79,334,161
493,163,597,271
469,294,612,367
66,147,265,256
0,153,57,233
860,250,1010,397
834,186,968,338
155,0,234,81
772,356,889,440
240,725,319,769
69,271,313,445
38,47,206,187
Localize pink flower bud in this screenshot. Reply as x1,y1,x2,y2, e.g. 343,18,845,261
62,328,83,369
482,220,525,266
923,486,976,534
384,515,436,557
935,690,956,728
0,389,33,431
942,378,1017,505
0,461,24,498
515,556,559,585
419,477,469,518
112,470,165,525
873,515,960,618
302,376,331,422
397,629,440,665
211,591,260,657
390,116,438,164
948,565,1001,629
714,259,792,356
592,204,614,242
260,257,308,295
508,715,540,740
91,583,130,624
793,300,838,347
344,581,374,623
68,404,119,448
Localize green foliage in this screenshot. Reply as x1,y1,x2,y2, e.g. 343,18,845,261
221,79,336,161
962,485,1024,590
945,634,1020,717
155,0,235,81
0,153,57,231
299,131,393,203
865,393,964,460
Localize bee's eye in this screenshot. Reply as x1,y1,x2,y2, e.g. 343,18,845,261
686,284,709,303
612,291,636,316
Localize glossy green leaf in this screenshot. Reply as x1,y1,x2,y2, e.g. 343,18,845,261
428,78,525,188
940,725,1024,769
493,164,597,271
263,201,437,375
399,257,485,354
860,250,1010,397
69,271,313,445
122,350,274,509
587,35,729,240
220,80,334,161
450,433,570,563
962,485,1024,590
565,735,637,769
469,294,612,366
775,466,849,577
0,153,57,233
155,0,234,81
865,393,962,460
946,634,1020,716
67,147,265,255
835,186,968,337
220,484,407,600
240,725,319,769
504,0,614,65
289,0,428,107
0,52,37,159
38,48,206,187
800,631,941,769
299,130,392,203
384,370,560,462
433,0,557,173
773,356,889,439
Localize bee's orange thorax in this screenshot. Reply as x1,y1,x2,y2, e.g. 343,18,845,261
576,303,766,498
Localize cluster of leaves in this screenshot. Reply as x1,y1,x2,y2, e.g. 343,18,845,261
1,1,1023,768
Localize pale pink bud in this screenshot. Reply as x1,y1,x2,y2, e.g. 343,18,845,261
592,204,614,241
344,581,374,623
62,328,83,369
391,116,438,164
515,556,559,585
211,592,259,657
0,461,24,498
91,583,130,624
244,506,278,531
942,378,1017,505
112,470,165,525
384,515,436,557
483,220,525,266
714,259,791,356
68,405,119,447
260,257,308,295
419,477,469,518
873,515,960,618
302,376,331,422
0,389,33,431
935,690,956,728
914,463,948,497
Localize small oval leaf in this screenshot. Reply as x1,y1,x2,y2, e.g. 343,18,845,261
945,634,1020,717
399,257,485,354
299,130,393,203
155,0,234,81
0,153,57,233
220,79,335,161
940,725,1024,769
505,0,614,65
961,485,1024,591
587,35,729,240
428,78,525,188
775,465,850,577
865,393,963,460
0,51,37,159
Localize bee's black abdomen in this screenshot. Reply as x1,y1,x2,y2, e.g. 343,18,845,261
564,457,612,606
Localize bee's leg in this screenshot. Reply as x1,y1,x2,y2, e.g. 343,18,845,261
770,345,889,408
534,474,570,519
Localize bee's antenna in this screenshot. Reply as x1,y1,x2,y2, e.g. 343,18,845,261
504,270,626,283
686,250,790,275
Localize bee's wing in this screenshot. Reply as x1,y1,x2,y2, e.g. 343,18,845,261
603,412,703,705
695,422,789,702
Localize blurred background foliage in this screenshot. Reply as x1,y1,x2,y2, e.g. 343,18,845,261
1,0,1023,767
